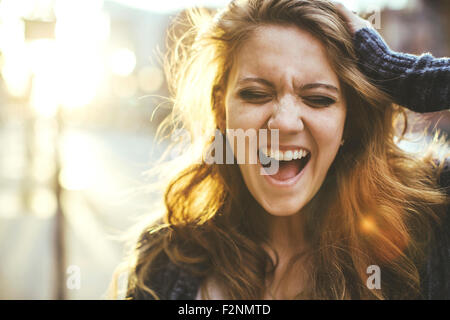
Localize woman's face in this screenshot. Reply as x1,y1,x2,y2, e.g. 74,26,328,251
225,24,346,217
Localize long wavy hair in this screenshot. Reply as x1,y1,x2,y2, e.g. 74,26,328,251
120,0,448,300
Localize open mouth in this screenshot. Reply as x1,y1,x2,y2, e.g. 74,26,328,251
258,148,311,181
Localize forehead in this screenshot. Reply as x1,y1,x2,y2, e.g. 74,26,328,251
228,24,339,88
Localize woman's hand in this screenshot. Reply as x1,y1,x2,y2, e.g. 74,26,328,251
331,1,373,35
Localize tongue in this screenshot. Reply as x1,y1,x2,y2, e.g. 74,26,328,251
271,159,301,181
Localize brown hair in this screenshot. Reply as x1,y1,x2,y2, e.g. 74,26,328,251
121,0,448,299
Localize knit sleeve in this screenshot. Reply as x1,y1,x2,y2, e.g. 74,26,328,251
353,27,450,113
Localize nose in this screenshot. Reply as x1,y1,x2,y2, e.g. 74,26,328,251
268,95,304,133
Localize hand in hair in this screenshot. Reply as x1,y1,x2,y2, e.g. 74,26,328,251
333,1,450,112
331,1,372,34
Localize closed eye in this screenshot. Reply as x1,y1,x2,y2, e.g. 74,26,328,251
303,96,336,107
238,90,272,103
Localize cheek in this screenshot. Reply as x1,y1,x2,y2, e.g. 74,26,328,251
310,109,346,159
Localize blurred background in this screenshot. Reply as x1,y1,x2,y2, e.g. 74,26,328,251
0,0,448,299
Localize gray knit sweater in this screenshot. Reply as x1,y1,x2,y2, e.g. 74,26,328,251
127,27,450,300
354,27,449,112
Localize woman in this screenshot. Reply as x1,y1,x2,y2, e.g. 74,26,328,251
123,0,449,300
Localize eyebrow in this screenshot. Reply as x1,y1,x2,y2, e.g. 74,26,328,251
237,77,339,93
237,77,274,88
300,82,339,92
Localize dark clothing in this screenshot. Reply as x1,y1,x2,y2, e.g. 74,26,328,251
128,27,450,300
354,28,450,113
421,164,450,299
128,251,203,300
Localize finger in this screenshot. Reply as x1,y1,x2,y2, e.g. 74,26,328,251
330,0,357,17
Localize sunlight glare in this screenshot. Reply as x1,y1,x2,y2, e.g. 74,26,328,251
110,48,136,77
59,133,97,191
30,187,57,218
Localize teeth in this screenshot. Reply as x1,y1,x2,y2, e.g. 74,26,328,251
273,150,281,161
284,150,293,161
260,147,309,161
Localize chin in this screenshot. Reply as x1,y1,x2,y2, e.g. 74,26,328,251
258,197,307,217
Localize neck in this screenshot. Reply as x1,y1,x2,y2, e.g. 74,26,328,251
263,211,311,298
266,212,308,254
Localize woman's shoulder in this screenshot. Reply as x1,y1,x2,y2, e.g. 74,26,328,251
422,157,450,299
127,225,202,300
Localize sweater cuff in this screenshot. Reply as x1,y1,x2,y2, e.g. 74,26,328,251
353,27,419,77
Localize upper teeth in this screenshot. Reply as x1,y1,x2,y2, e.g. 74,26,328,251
260,148,310,161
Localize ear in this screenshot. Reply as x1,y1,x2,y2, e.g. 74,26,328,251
212,84,226,133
